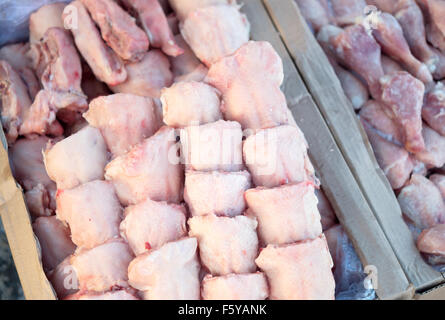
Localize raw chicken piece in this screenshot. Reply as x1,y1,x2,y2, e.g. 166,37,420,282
44,126,108,190
84,93,161,157
105,126,183,205
169,0,232,21
47,256,78,298
80,0,149,61
67,290,139,300
169,35,208,82
71,239,133,292
56,180,122,249
422,82,445,136
206,41,289,130
255,236,335,300
372,12,432,83
315,188,338,231
414,125,445,168
128,238,200,300
161,81,222,128
381,55,404,74
417,223,445,261
366,0,400,13
32,216,76,271
188,214,259,276
0,60,32,143
332,24,384,99
379,71,425,153
332,61,369,110
184,170,251,217
330,0,366,26
430,174,445,199
398,174,445,229
180,120,244,172
24,185,54,218
427,21,445,53
424,0,445,38
361,120,413,189
245,182,322,245
121,0,183,57
243,125,315,188
120,198,187,255
201,273,269,300
29,2,66,44
64,1,127,86
109,50,172,98
180,4,250,66
295,0,331,32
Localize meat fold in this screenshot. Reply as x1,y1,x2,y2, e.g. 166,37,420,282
56,180,122,249
29,2,66,44
109,50,173,98
121,0,183,57
128,237,201,300
243,125,315,188
161,81,222,128
84,93,161,157
120,198,187,256
105,126,184,206
245,181,323,246
32,216,76,272
180,4,250,66
44,126,108,190
64,1,127,86
180,120,244,172
201,273,269,300
80,0,149,61
256,235,335,300
71,239,133,292
206,41,289,130
188,214,259,276
184,170,251,217
398,174,445,229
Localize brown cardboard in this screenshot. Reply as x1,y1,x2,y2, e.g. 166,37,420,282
262,0,445,297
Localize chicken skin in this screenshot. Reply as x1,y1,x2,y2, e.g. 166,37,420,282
105,126,183,205
422,82,445,137
120,198,187,256
44,126,108,190
201,273,269,300
414,125,445,168
430,174,445,200
84,93,161,157
184,170,251,217
330,0,366,26
295,0,331,33
169,0,233,21
188,214,259,276
47,256,79,298
180,4,250,66
29,2,66,44
128,237,200,300
56,180,122,249
417,223,445,263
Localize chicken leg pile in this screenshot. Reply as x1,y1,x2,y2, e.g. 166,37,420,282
297,0,445,269
1,0,344,300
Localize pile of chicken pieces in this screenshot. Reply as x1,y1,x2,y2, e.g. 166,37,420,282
0,0,353,300
297,0,445,267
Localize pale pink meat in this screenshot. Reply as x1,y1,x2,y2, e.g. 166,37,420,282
32,216,76,271
180,4,250,66
109,50,173,98
430,174,445,199
71,239,133,292
120,198,187,255
414,125,445,168
295,0,331,32
128,238,200,300
330,0,366,26
381,55,404,74
44,126,108,190
56,180,122,249
243,125,315,188
417,223,445,258
161,81,222,128
84,93,161,157
206,41,289,130
332,62,369,110
64,1,127,86
67,290,140,300
80,0,149,61
105,126,183,205
180,120,244,172
169,0,233,21
422,82,445,136
184,170,251,217
425,0,445,38
255,236,335,300
366,0,400,13
121,0,183,57
315,188,338,231
246,182,322,246
201,273,269,300
398,174,445,229
29,2,66,44
188,214,259,276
